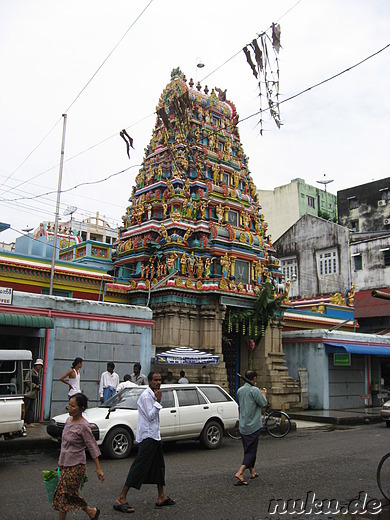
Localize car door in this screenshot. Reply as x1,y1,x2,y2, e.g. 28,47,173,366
175,386,210,436
159,388,178,439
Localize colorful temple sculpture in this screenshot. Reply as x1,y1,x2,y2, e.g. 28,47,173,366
112,69,299,401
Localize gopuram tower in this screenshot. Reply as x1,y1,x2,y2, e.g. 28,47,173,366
114,68,284,391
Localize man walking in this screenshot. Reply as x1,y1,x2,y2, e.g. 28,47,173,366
113,372,175,513
234,370,267,485
130,362,148,386
24,358,44,428
99,362,120,402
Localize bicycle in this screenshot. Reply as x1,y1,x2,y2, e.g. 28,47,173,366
226,403,292,440
377,452,390,502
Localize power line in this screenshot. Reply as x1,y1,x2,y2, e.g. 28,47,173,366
64,0,155,113
1,0,155,194
0,164,139,204
238,42,390,126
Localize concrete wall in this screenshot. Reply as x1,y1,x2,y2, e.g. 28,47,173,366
350,233,390,290
274,214,351,298
283,329,390,410
283,340,329,409
11,292,153,418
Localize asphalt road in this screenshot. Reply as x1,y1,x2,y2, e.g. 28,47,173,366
1,424,390,520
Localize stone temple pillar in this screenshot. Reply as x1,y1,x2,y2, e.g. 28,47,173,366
151,298,228,390
251,316,301,410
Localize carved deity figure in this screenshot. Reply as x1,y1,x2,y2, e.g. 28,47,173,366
187,252,196,277
204,257,213,278
220,252,231,278
196,256,204,279
160,223,168,240
183,227,192,243
166,252,178,274
180,253,187,275
216,203,224,223
162,201,168,218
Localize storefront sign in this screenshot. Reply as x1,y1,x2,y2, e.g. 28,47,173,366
334,353,351,366
0,287,13,305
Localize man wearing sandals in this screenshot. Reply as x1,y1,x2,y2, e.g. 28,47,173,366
113,372,175,513
234,370,267,486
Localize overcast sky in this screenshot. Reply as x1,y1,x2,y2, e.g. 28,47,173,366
1,0,389,243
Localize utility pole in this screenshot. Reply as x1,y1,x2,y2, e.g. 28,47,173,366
49,114,67,295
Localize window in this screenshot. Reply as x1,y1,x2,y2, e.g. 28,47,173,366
235,259,250,284
350,220,359,232
317,249,338,276
353,254,362,271
228,210,239,226
384,250,390,267
280,257,298,282
348,196,358,210
161,389,175,408
176,388,206,406
222,172,229,185
199,386,233,403
307,196,315,208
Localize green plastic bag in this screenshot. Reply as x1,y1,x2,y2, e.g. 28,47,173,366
43,467,61,503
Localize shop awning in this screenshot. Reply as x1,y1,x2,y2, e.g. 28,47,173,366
325,341,390,356
156,347,219,365
0,312,54,329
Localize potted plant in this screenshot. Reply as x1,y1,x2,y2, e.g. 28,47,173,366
372,379,380,391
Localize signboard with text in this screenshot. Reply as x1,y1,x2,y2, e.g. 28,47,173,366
334,353,351,366
0,288,13,305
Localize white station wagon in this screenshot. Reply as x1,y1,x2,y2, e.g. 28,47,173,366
47,384,238,459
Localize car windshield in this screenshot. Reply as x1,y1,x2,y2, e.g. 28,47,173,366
100,387,144,409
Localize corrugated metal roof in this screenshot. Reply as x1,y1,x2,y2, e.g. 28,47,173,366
325,341,390,356
354,289,390,318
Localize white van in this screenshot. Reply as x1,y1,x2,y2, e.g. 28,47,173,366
0,350,32,438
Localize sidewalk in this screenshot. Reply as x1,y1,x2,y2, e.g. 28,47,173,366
0,422,53,450
289,406,383,426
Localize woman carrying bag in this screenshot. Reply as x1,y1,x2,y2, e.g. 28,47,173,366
53,393,104,519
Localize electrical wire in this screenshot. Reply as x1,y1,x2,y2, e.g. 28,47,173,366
0,164,140,203
1,0,155,193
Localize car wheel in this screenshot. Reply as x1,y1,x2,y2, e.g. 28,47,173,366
103,427,133,459
386,421,390,428
200,420,223,449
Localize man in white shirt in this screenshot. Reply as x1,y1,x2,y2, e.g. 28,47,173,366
130,362,148,385
99,362,120,402
178,370,189,384
116,374,137,393
113,372,175,513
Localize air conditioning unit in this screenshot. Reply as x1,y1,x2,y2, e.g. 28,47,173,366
384,218,390,225
378,200,387,207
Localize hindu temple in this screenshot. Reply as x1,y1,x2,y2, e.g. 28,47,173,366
114,68,289,396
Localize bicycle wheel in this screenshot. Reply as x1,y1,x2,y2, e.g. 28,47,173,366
265,410,291,438
377,452,390,502
225,420,241,440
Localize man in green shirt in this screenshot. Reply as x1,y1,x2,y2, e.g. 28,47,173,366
234,370,267,485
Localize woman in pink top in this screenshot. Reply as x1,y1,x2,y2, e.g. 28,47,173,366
53,393,104,519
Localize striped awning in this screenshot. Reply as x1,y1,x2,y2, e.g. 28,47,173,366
0,312,54,329
156,347,219,365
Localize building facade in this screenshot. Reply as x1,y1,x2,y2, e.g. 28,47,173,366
257,178,337,241
338,177,390,232
274,214,351,299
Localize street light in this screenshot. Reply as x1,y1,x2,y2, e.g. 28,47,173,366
316,174,334,216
